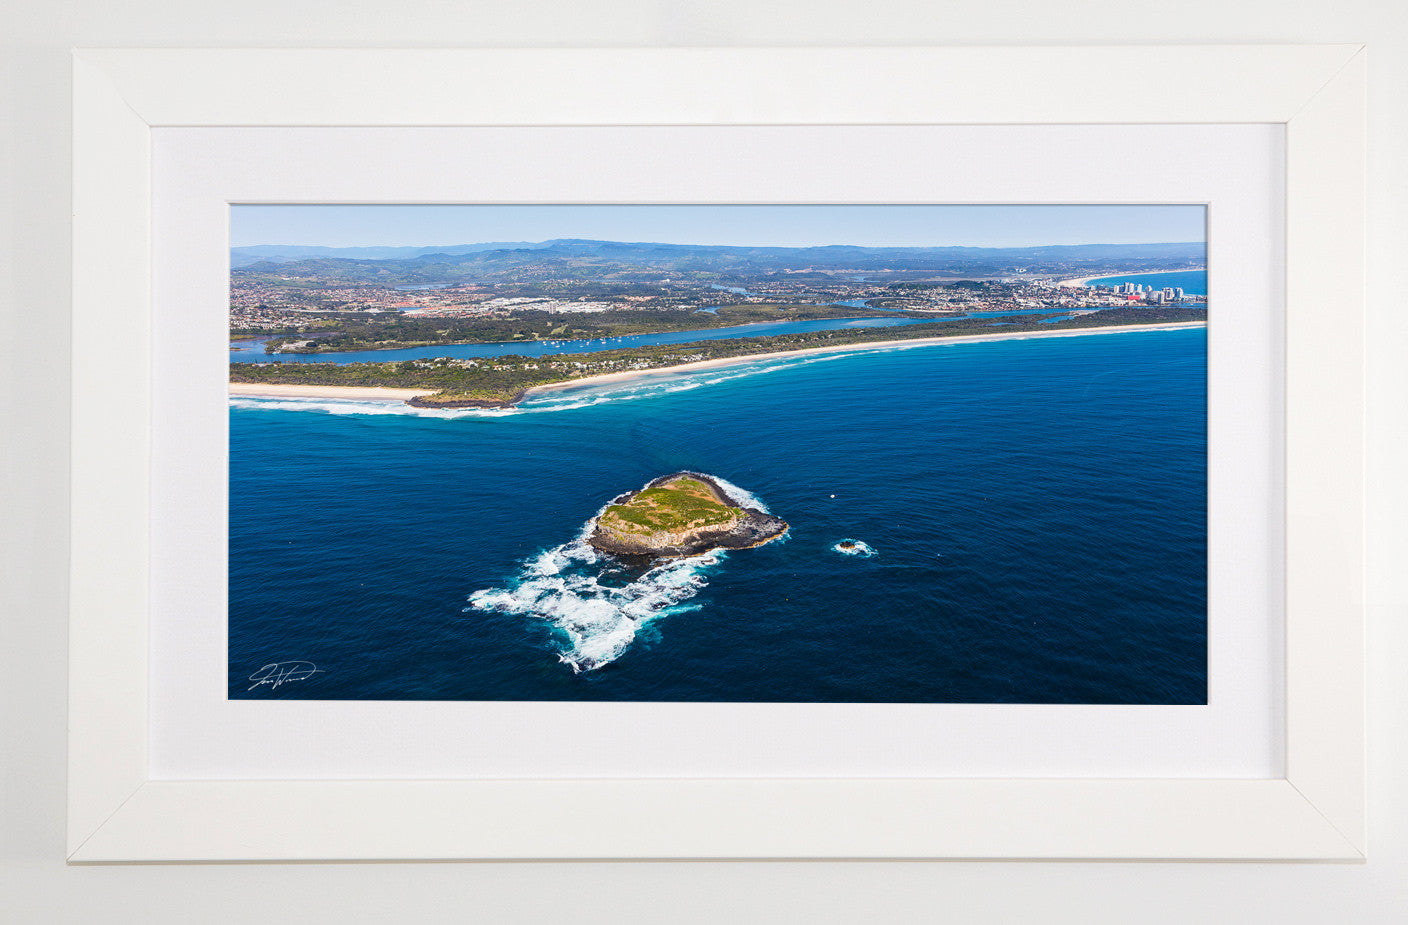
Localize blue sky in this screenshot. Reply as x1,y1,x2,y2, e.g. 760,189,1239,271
230,204,1206,249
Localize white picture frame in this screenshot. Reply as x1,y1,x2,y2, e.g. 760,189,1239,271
69,46,1365,862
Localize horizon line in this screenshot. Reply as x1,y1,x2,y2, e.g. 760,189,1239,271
231,238,1208,251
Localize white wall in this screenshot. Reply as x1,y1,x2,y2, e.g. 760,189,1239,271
3,2,1405,922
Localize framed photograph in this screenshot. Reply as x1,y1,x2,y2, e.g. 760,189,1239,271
69,46,1365,861
224,202,1211,699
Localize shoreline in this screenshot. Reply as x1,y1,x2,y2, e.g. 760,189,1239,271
228,321,1205,406
525,320,1207,400
1061,270,1204,288
228,383,432,401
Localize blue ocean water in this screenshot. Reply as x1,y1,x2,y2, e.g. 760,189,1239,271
229,327,1207,703
1084,270,1207,295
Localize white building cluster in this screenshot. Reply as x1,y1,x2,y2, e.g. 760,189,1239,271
1104,282,1187,304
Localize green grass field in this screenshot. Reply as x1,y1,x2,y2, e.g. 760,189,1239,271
598,477,738,536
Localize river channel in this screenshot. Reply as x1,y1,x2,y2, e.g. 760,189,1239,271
229,306,1115,364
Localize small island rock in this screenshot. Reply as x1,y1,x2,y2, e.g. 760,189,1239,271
587,473,788,558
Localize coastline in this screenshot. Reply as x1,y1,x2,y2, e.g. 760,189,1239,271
229,383,432,401
526,320,1207,400
1062,270,1205,288
228,321,1205,405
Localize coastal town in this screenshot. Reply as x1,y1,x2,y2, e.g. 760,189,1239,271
231,271,1204,336
228,238,1207,407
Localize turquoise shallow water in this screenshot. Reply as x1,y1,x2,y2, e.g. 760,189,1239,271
229,326,1207,703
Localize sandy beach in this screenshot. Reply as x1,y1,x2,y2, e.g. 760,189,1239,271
1057,275,1109,287
527,320,1207,398
229,383,432,401
227,322,1204,404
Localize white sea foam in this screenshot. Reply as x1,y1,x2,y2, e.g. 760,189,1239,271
229,351,838,420
831,539,877,557
468,473,770,671
469,538,722,672
708,475,770,513
228,396,509,418
512,358,810,413
233,329,1199,419
230,346,872,420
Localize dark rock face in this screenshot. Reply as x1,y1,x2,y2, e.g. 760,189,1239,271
589,509,789,558
586,472,788,559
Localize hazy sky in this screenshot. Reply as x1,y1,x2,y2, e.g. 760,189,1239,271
230,204,1206,249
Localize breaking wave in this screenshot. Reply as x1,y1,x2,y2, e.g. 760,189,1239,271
466,474,768,673
228,396,508,418
831,539,877,557
516,361,796,413
707,475,771,514
230,328,1188,421
468,537,722,672
228,350,863,419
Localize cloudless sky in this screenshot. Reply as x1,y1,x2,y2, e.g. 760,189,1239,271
230,204,1206,249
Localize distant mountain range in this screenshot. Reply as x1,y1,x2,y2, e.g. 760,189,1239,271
229,241,551,267
234,238,1204,264
231,239,1207,286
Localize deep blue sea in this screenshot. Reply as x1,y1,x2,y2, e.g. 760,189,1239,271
229,327,1207,703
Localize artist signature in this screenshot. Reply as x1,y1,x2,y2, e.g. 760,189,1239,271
248,661,324,691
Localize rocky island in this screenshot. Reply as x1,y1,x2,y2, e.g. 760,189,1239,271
587,473,788,558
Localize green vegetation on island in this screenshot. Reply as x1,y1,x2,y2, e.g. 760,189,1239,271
587,473,790,558
599,476,740,536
